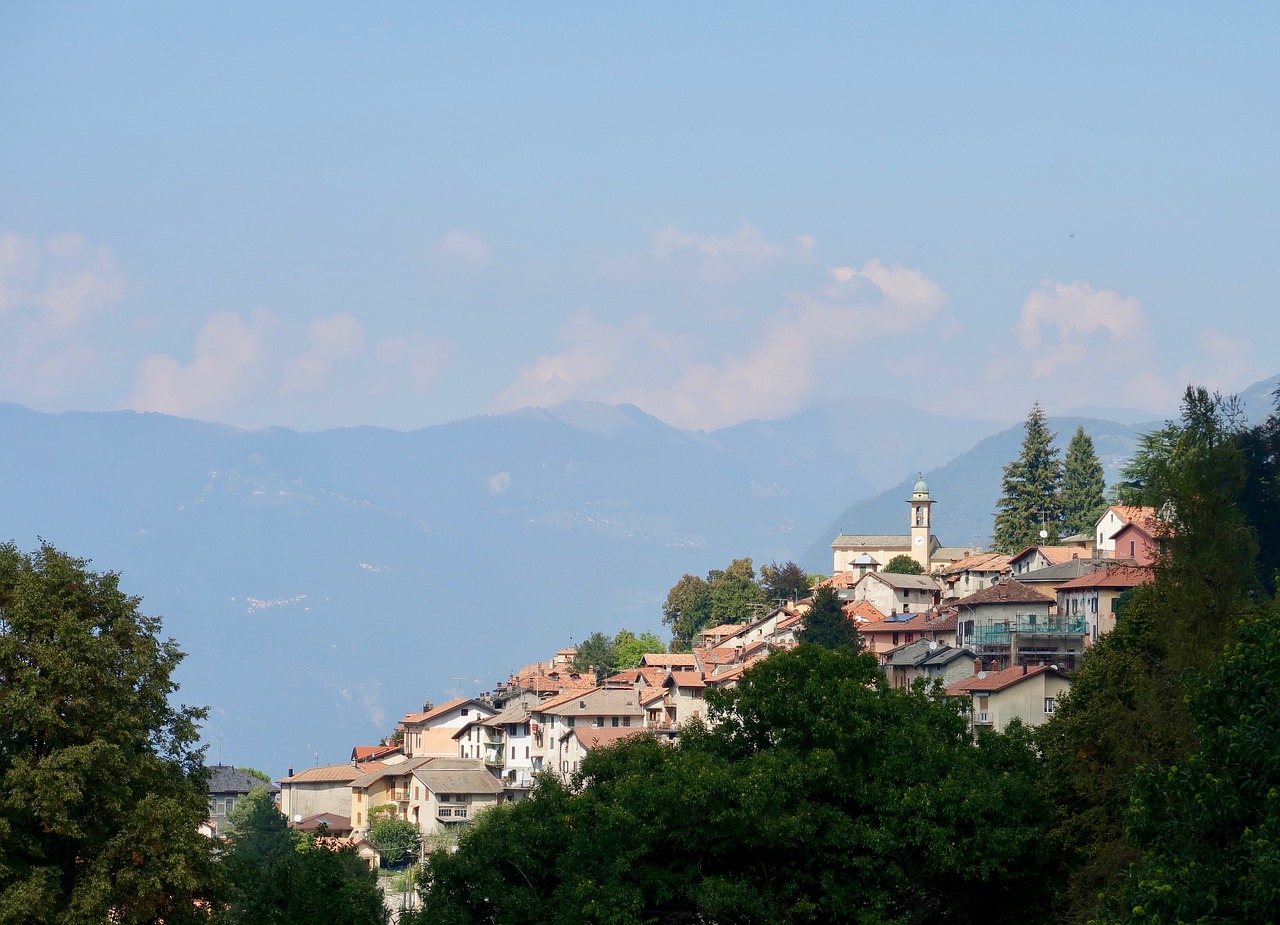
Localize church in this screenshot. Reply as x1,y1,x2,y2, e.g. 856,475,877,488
830,477,974,575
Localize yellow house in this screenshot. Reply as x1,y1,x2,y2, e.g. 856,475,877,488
946,664,1071,733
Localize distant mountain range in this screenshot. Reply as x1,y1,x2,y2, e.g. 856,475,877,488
2,373,1275,774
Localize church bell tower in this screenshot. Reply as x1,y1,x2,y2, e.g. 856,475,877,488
907,474,934,570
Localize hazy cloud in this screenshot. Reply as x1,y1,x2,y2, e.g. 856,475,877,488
1015,280,1147,376
373,334,451,394
132,310,275,419
281,313,365,394
428,230,494,266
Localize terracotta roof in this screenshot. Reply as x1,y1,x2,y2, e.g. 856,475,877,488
1055,566,1153,590
1105,505,1158,530
564,727,650,750
822,571,861,589
538,687,644,717
293,813,353,833
351,745,401,762
609,666,668,687
534,686,604,713
639,688,666,706
947,664,1069,695
1008,545,1094,568
666,670,706,689
279,764,365,784
862,610,958,636
641,653,697,668
349,757,437,789
953,578,1054,607
939,552,1011,576
700,623,746,639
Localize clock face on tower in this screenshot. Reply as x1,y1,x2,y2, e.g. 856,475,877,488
913,536,925,547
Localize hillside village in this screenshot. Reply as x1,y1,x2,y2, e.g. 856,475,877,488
217,477,1163,865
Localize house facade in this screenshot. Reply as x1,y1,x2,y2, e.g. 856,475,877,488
948,665,1071,733
850,571,943,617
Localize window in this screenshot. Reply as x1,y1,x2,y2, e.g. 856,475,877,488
525,746,529,758
440,794,451,802
439,808,452,817
225,797,236,813
461,708,469,716
1129,540,1136,557
622,717,631,727
906,633,914,644
1044,697,1057,714
511,746,516,759
566,717,574,728
611,717,620,727
892,632,899,646
356,812,361,825
1092,597,1098,613
414,786,420,799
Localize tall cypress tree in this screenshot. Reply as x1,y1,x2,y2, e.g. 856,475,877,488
992,402,1063,553
1062,426,1108,536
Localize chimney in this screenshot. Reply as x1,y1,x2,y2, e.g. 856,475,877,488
973,658,982,675
287,766,294,777
422,701,433,712
1022,664,1028,675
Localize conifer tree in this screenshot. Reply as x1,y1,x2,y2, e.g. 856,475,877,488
797,585,862,650
1061,426,1108,536
992,402,1063,553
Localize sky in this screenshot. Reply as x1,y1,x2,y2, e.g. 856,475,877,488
2,4,1278,434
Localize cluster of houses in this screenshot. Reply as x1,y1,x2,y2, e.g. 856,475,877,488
213,478,1161,862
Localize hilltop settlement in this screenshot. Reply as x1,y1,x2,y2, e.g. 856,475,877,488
217,476,1161,863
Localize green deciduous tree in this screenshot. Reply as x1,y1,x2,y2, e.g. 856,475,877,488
220,786,386,925
661,558,769,650
707,557,768,627
883,553,925,574
759,560,811,601
661,573,713,651
1095,608,1280,925
611,629,665,670
796,585,861,650
368,816,421,868
0,543,224,925
1061,426,1108,536
992,402,1064,553
417,647,1060,925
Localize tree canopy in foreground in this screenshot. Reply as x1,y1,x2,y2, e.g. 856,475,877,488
0,543,223,925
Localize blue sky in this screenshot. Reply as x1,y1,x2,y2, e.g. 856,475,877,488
2,4,1277,432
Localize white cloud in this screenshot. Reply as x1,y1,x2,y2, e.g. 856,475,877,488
652,224,786,261
373,334,450,394
132,311,275,419
281,313,365,394
1015,280,1147,376
428,230,493,266
491,255,950,429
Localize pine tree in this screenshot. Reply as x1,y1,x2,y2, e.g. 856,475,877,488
1061,426,1108,537
992,402,1063,553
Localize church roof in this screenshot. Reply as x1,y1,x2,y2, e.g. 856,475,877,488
832,534,913,549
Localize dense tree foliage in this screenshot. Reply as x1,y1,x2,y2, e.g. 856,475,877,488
1037,386,1270,923
570,630,618,675
883,553,924,574
219,787,386,925
1094,607,1280,924
415,646,1059,925
1061,426,1107,536
612,629,666,670
796,585,861,650
0,543,224,925
992,402,1063,553
368,815,420,868
661,557,768,650
1240,386,1280,593
759,560,811,601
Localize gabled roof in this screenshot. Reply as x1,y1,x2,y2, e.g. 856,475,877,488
953,578,1054,607
665,670,706,690
351,744,401,763
1055,566,1153,591
208,765,279,795
1016,558,1125,583
401,697,492,727
842,600,886,623
700,623,746,640
1008,545,1091,569
862,610,958,636
350,757,437,789
293,813,353,833
947,664,1069,695
1101,505,1159,531
640,653,697,668
939,552,1012,576
413,763,503,796
279,764,365,785
832,534,913,549
856,572,942,591
883,639,976,668
537,687,644,717
609,667,668,687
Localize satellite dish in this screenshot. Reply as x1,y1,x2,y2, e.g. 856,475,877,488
1039,529,1049,539
928,641,938,650
293,814,302,823
977,670,987,679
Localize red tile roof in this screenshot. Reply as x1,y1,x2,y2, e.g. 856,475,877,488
1055,566,1153,590
939,552,1012,576
947,664,1068,695
401,697,493,727
842,601,886,623
953,578,1054,607
640,653,697,668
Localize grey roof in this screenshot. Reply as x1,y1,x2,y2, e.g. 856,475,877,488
349,757,437,789
833,534,913,549
539,687,645,717
208,765,279,796
413,764,503,796
852,553,880,565
1017,558,1125,583
886,640,977,668
863,572,942,591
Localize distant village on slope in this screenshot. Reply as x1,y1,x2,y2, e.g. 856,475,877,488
206,476,1160,866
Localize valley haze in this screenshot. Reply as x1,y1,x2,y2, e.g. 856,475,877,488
4,374,1277,773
